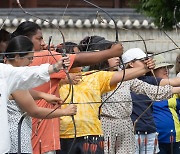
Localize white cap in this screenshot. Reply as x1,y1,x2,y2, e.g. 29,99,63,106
122,48,146,63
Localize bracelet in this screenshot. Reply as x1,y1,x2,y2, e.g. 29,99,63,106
52,64,59,73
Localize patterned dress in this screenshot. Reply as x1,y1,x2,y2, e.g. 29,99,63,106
101,78,172,154
7,100,32,153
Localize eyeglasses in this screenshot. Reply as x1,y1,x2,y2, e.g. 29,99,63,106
131,58,145,63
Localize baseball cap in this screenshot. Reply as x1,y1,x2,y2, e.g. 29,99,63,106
153,55,174,70
122,48,146,63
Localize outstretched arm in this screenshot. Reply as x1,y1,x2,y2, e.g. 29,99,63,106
48,56,70,74
110,58,154,86
72,43,123,67
29,90,63,105
5,56,70,95
11,90,77,118
171,87,180,94
160,77,180,86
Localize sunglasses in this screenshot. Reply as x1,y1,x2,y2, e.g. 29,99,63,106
131,58,146,63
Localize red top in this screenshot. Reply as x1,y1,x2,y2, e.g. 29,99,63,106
30,50,75,154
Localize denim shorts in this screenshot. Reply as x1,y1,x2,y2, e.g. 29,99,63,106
134,132,160,154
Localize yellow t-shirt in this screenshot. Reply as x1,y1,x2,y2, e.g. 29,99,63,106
59,71,116,138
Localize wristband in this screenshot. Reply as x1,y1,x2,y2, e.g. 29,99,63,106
53,64,59,73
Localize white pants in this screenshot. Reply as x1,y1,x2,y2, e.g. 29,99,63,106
135,132,160,154
43,151,56,154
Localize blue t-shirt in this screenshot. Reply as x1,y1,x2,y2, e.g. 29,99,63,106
153,95,180,143
130,76,161,133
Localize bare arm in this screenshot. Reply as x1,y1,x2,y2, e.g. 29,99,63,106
110,67,150,86
48,56,70,74
72,43,123,67
11,90,77,119
171,87,180,94
160,77,180,86
110,58,154,86
29,89,62,105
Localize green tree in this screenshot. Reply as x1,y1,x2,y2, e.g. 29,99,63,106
136,0,180,30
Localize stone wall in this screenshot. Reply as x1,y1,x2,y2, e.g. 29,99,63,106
6,27,180,76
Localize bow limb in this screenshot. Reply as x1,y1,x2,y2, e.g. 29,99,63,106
163,31,180,50
133,30,179,135
15,0,75,119
117,27,161,134
16,0,66,49
134,28,180,133
82,0,126,120
0,8,14,30
124,28,160,134
83,0,119,42
16,1,76,153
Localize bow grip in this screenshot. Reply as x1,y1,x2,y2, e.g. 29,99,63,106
62,49,67,69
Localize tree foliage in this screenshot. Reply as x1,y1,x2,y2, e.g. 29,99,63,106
136,0,180,30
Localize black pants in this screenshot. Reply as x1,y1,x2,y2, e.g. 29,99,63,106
56,135,104,154
158,142,180,154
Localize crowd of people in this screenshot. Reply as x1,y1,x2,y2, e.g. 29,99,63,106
0,21,179,154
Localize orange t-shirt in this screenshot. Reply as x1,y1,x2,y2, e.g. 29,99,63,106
29,50,75,154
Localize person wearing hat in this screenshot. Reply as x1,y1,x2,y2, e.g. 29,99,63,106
122,48,148,65
11,21,124,154
152,54,174,77
121,49,180,154
69,42,180,154
152,55,180,154
99,50,176,154
57,38,158,154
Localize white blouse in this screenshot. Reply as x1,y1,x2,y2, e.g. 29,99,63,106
0,63,50,154
177,72,180,77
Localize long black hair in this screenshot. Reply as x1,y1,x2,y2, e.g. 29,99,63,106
11,21,41,39
79,36,113,70
5,36,33,59
0,29,10,43
56,42,78,54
